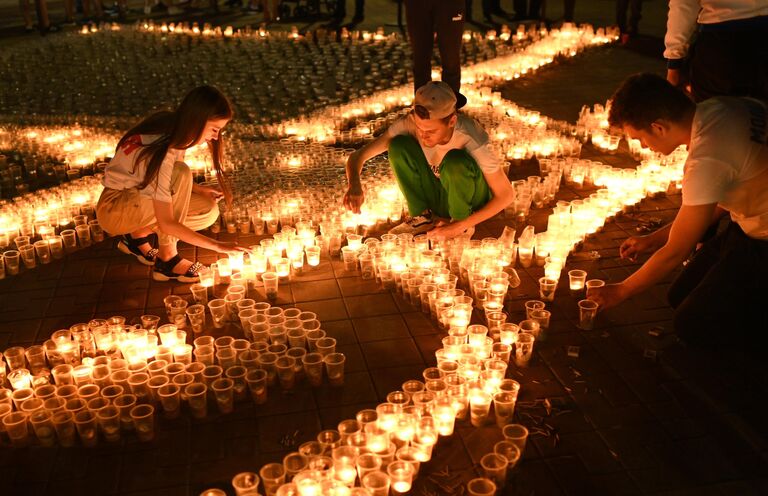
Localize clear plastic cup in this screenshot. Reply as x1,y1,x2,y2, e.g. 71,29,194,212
130,404,155,442
467,477,496,496
302,352,324,387
74,409,99,447
502,423,529,454
245,369,268,405
361,470,390,496
480,452,508,488
185,383,208,419
158,383,181,419
96,405,121,442
211,378,234,414
578,299,599,330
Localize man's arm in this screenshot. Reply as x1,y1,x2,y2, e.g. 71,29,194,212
343,132,392,213
589,202,718,309
664,0,700,87
428,168,514,239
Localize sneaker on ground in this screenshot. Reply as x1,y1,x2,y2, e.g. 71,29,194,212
388,213,436,235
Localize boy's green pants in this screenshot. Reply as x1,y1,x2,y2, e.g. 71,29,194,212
388,134,491,220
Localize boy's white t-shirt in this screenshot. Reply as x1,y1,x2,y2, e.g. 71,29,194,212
102,134,185,203
386,113,501,178
682,97,768,239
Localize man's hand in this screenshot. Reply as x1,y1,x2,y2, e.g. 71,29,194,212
427,219,470,241
587,283,628,311
343,186,365,214
667,68,684,88
620,234,661,262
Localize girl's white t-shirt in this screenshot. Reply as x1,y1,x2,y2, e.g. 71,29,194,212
102,134,185,203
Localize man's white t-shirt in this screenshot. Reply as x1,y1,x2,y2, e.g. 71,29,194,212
682,97,768,239
386,114,501,178
102,134,185,203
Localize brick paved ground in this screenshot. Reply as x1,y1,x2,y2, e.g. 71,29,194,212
2,5,768,495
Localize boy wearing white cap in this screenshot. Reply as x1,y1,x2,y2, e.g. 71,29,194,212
343,81,514,239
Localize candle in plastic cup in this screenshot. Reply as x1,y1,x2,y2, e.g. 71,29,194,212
361,471,391,496
493,391,518,428
502,423,529,453
207,299,228,329
185,383,208,419
113,393,137,430
568,269,587,294
259,463,286,493
524,300,545,320
245,369,268,404
467,477,497,496
29,410,56,446
231,471,260,496
305,246,321,266
514,332,535,367
96,405,121,443
530,309,551,333
302,352,324,387
315,337,337,357
262,272,279,300
157,384,181,419
578,299,599,330
74,409,99,447
585,279,605,291
538,277,557,302
469,387,492,427
340,246,358,272
211,378,235,414
131,404,155,442
283,451,310,480
494,440,522,474
275,356,297,389
323,353,346,386
356,452,382,481
52,410,77,447
33,240,52,264
481,452,508,488
387,461,415,493
305,329,326,352
186,304,206,334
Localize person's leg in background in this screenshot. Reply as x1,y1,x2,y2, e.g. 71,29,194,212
351,0,364,23
20,0,34,31
405,0,437,93
438,149,490,221
434,0,465,96
563,0,575,22
627,0,643,36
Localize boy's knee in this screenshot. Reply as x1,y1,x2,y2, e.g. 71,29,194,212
388,135,416,158
440,151,473,181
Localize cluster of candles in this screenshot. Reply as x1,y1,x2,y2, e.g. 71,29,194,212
0,295,347,448
196,243,534,495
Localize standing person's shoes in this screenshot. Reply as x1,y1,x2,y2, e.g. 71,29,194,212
389,213,436,235
117,233,159,265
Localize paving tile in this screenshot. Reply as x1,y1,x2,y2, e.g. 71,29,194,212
360,338,424,369
320,318,357,345
291,279,341,302
401,311,440,336
337,276,387,297
295,297,348,322
344,293,399,318
352,313,409,342
312,371,378,408
257,411,322,453
369,365,426,401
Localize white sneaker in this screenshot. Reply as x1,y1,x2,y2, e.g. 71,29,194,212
388,213,436,235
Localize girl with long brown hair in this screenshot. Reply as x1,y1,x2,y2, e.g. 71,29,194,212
96,85,248,282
